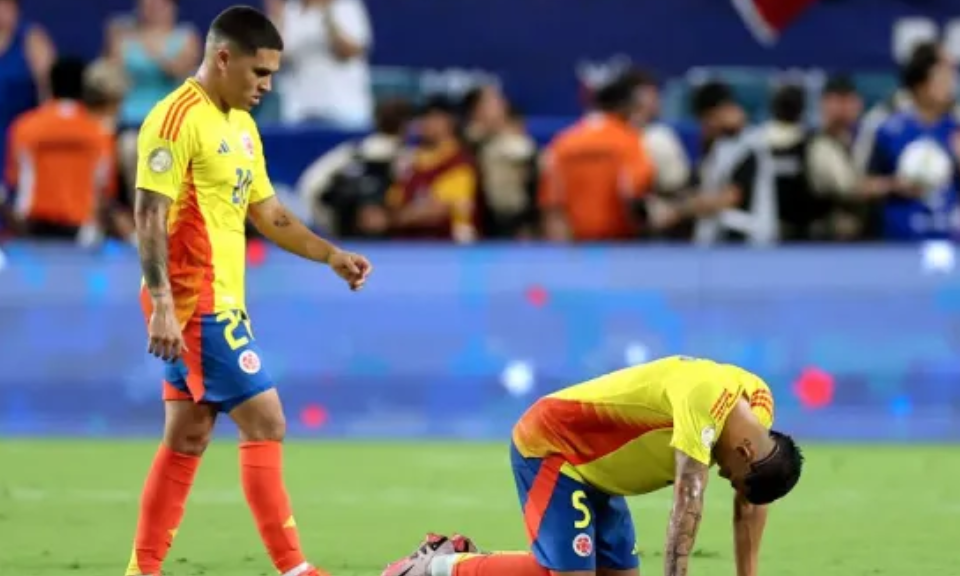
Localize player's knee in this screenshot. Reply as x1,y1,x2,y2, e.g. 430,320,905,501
230,389,287,442
163,428,213,456
238,414,286,442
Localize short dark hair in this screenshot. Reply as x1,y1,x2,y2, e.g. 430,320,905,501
593,71,646,112
374,98,413,135
209,5,284,54
901,41,941,91
742,430,804,505
416,94,457,118
690,81,735,118
50,57,86,101
822,74,857,97
770,84,806,123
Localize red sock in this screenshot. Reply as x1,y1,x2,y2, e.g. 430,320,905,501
126,444,201,576
452,553,552,576
240,441,311,574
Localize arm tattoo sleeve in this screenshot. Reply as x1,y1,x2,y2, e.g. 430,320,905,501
134,189,173,297
664,452,709,576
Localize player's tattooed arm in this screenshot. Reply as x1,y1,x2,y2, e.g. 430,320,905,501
134,188,173,299
733,494,768,576
248,196,338,263
664,451,709,576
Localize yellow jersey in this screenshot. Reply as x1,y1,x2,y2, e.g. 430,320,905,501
512,355,775,496
135,79,274,323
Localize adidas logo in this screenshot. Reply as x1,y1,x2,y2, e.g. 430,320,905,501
217,140,231,154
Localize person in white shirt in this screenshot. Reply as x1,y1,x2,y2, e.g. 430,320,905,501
267,0,373,127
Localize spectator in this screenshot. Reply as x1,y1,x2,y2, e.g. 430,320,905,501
461,84,538,239
84,58,136,243
649,81,774,243
0,0,55,173
853,41,960,176
866,42,960,240
386,96,479,243
806,75,874,241
4,58,117,243
630,69,691,196
539,72,655,242
106,0,200,194
298,97,413,238
760,83,822,241
268,0,374,128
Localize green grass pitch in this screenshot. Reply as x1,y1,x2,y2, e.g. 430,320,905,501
0,441,956,575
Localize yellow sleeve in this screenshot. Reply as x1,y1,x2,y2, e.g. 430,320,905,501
135,103,197,201
246,117,276,204
669,378,741,465
744,374,775,429
432,164,477,224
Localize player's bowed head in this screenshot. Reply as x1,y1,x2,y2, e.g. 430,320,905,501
201,5,284,112
713,400,805,505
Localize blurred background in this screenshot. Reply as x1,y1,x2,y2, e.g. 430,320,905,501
2,0,960,441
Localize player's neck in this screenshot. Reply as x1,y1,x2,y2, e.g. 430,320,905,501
192,68,230,113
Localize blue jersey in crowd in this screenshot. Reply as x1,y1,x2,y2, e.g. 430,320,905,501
869,111,960,241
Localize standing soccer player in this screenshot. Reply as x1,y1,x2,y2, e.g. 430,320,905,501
126,7,371,576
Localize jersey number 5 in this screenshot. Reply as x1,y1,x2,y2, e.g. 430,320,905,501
571,490,592,529
232,168,253,205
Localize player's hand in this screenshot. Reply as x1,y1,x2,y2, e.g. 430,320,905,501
147,300,186,361
328,250,373,291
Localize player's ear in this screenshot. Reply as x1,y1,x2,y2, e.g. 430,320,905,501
215,47,231,73
734,440,754,463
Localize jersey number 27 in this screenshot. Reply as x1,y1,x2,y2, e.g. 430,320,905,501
232,168,253,205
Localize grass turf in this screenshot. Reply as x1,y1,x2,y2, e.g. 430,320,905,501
0,441,955,575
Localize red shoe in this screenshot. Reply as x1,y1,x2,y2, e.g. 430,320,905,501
380,533,479,576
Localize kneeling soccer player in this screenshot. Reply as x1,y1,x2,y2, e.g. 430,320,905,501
383,355,804,576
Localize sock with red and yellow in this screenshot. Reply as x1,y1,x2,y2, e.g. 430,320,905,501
240,441,324,576
125,444,201,576
431,552,552,576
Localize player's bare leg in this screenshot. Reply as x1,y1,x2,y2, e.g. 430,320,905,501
230,388,325,576
125,399,216,576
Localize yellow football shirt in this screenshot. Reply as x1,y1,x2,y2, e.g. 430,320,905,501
136,79,275,324
512,355,775,496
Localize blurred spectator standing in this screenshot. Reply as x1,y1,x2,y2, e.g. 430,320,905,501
854,42,960,177
298,98,412,238
0,0,55,175
84,58,136,243
805,75,875,241
106,0,200,195
268,0,374,128
386,96,479,243
4,58,117,244
631,69,691,198
759,83,820,241
649,81,751,241
539,73,655,242
866,42,960,240
461,84,538,240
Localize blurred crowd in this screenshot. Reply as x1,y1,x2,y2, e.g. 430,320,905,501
1,0,959,245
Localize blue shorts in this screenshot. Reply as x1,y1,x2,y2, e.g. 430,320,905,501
510,443,639,572
162,310,274,413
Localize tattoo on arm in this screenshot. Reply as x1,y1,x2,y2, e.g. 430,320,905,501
664,452,709,576
134,189,173,297
272,211,292,228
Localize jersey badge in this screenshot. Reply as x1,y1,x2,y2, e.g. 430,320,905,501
147,147,173,173
241,132,255,159
572,533,593,558
239,350,262,374
701,426,717,449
